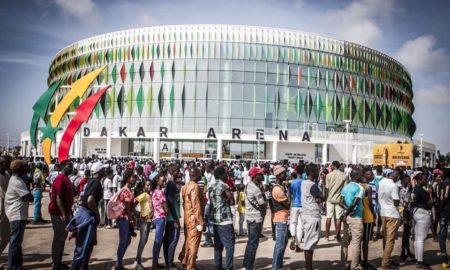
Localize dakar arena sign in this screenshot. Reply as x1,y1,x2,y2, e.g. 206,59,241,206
30,66,110,165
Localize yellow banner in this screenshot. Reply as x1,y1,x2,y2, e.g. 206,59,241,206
373,144,412,167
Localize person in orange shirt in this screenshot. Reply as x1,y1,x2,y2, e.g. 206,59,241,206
271,165,290,270
181,167,205,270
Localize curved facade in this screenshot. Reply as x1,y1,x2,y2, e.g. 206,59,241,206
41,25,416,161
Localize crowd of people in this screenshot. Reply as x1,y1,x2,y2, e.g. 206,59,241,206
0,155,449,270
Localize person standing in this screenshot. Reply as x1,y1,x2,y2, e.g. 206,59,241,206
431,172,443,242
201,163,214,247
301,164,325,270
437,170,450,268
163,165,181,269
325,161,346,242
78,170,90,194
361,167,376,269
67,161,105,270
261,163,272,238
152,174,168,269
48,160,74,270
271,165,290,270
340,168,364,270
134,179,153,270
113,166,123,193
370,166,384,240
378,168,403,269
32,162,46,224
115,169,136,270
399,175,414,262
236,183,246,236
0,158,10,266
5,160,34,270
242,167,267,270
289,164,304,252
181,167,205,270
411,173,433,269
102,168,114,228
209,167,235,270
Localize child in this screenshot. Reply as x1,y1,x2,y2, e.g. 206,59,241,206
237,183,246,236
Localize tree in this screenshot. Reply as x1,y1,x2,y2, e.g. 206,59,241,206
437,154,447,167
13,145,21,157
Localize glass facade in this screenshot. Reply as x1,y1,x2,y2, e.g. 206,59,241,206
223,140,266,160
129,138,153,156
160,139,217,159
47,25,415,140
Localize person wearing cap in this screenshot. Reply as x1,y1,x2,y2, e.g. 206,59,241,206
69,161,106,270
181,167,205,270
209,166,235,270
163,164,182,269
0,158,10,268
5,159,34,270
242,167,267,270
271,164,290,270
48,160,74,270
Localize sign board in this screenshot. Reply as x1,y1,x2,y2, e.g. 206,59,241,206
373,144,412,167
277,143,315,163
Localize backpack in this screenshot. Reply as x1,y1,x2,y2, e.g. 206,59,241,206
107,188,125,219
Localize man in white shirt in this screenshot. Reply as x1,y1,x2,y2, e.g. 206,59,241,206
201,163,214,247
242,165,250,186
5,160,34,269
0,158,10,264
378,168,403,269
102,168,114,228
112,166,123,191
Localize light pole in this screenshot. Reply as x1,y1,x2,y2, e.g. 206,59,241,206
343,120,351,168
257,135,260,165
312,123,318,138
106,121,113,159
6,133,10,156
419,133,424,167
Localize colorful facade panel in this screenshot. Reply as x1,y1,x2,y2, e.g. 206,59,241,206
46,25,415,138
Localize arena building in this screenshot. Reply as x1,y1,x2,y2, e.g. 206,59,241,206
20,25,435,165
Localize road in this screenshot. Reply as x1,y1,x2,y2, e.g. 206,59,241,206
1,193,447,270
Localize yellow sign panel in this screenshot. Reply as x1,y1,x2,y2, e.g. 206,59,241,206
373,144,412,167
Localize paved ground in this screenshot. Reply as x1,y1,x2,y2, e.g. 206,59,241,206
0,193,447,270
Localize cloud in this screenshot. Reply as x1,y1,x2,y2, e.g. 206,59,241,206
53,0,100,23
0,53,49,67
324,0,395,46
395,35,448,75
415,84,450,105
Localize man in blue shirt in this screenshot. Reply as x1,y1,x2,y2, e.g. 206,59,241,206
370,166,384,240
289,164,305,252
340,167,364,270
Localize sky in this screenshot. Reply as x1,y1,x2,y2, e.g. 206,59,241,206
0,0,450,153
